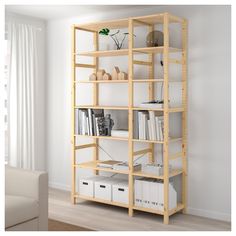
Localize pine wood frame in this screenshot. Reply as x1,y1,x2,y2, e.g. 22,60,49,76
71,12,187,224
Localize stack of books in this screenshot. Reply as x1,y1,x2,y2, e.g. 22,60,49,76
97,160,123,169
133,111,164,141
113,162,141,171
75,108,104,136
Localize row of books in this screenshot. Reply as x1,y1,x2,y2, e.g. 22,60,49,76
75,108,104,136
134,111,164,141
134,178,177,211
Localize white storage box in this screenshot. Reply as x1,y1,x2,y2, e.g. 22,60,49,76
112,180,129,204
94,178,121,201
79,176,105,197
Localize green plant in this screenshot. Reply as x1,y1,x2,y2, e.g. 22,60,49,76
99,28,134,50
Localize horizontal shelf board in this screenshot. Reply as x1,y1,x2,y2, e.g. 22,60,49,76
76,194,129,208
75,161,129,174
132,107,184,112
133,203,184,216
75,80,128,83
75,79,182,84
133,206,164,215
169,107,184,112
132,79,164,83
132,107,164,111
75,134,128,141
133,46,182,54
132,137,181,144
169,203,184,216
169,137,182,142
132,139,164,144
76,49,128,57
75,105,128,110
75,18,129,31
133,169,183,179
74,13,183,32
75,47,182,57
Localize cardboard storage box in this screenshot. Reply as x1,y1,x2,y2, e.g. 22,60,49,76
112,180,129,204
94,178,121,201
79,176,105,197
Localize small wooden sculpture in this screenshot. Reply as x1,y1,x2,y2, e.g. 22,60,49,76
118,72,128,80
112,67,120,80
97,69,105,80
89,73,97,81
103,73,112,80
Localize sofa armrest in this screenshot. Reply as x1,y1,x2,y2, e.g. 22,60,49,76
5,166,48,230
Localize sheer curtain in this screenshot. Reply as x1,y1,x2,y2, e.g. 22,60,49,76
7,22,38,170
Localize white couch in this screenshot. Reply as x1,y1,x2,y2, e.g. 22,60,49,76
5,166,48,231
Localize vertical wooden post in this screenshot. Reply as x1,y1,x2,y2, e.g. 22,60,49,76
128,18,134,217
93,31,99,175
163,13,170,224
181,19,188,213
71,25,76,204
148,24,155,164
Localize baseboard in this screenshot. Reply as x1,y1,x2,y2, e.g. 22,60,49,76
187,207,231,222
49,181,70,191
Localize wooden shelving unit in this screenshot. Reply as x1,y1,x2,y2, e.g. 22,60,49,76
71,12,187,224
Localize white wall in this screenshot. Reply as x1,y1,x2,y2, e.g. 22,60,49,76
6,12,47,171
46,5,231,221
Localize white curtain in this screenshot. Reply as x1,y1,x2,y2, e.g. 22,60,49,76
7,22,38,170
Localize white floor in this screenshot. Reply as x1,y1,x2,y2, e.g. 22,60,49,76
49,188,231,231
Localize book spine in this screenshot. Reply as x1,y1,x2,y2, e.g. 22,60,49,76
149,111,157,140
155,116,160,141
95,117,99,136
92,114,96,136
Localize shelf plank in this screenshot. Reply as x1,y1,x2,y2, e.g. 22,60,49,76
132,138,164,144
76,49,128,57
75,105,128,110
74,13,184,32
169,203,184,216
133,205,164,215
169,107,184,113
132,106,184,112
133,46,182,54
76,194,129,208
132,79,164,83
132,107,164,111
75,47,182,57
133,203,183,216
75,18,129,31
132,168,183,179
75,134,128,141
75,161,129,175
75,80,128,83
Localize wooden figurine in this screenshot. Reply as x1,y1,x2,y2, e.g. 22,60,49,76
118,72,128,80
112,67,120,80
97,69,105,80
103,73,112,80
89,73,97,81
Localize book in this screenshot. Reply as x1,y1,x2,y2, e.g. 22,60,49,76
75,109,79,135
138,111,142,139
97,160,123,169
149,111,157,140
133,111,139,139
113,162,141,171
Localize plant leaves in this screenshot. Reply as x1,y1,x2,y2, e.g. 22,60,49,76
99,28,110,35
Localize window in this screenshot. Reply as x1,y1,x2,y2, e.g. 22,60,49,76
4,38,9,163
